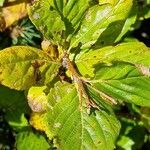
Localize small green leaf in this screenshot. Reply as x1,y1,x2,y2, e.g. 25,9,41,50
43,81,120,150
16,130,50,150
0,46,60,90
117,136,135,150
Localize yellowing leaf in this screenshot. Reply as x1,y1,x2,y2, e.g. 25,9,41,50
2,0,30,28
30,112,47,132
0,46,60,90
27,86,49,112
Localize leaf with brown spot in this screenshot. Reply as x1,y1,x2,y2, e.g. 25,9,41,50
0,46,60,90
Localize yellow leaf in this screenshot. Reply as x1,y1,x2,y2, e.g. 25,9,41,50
29,112,46,132
2,0,30,28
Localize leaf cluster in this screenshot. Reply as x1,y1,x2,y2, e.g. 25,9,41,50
0,0,150,149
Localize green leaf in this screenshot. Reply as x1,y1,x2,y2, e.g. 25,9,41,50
29,0,90,45
16,130,50,150
115,1,137,42
0,46,60,90
29,0,64,43
0,0,5,6
69,0,133,50
76,42,150,77
75,42,150,107
47,81,73,108
0,85,29,130
88,62,150,106
106,0,138,37
29,0,134,50
43,81,120,150
117,136,135,150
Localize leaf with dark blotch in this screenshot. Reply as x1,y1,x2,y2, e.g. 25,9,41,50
0,46,60,90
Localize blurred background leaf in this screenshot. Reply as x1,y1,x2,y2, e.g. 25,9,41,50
0,85,30,130
0,0,5,6
16,130,50,150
